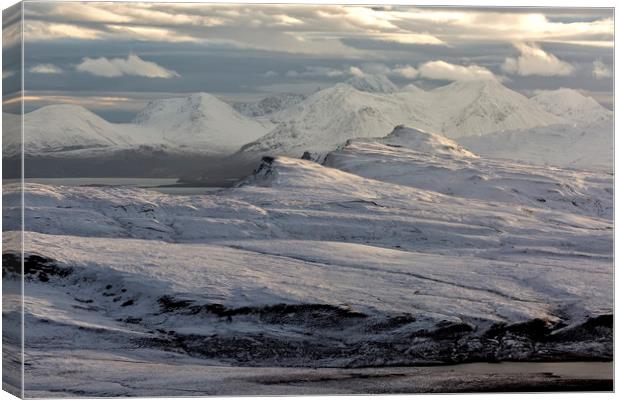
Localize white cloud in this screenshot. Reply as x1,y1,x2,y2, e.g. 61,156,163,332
75,54,179,78
29,64,63,74
375,32,446,46
263,70,278,78
348,66,364,77
388,9,612,47
25,21,104,41
418,60,495,81
391,64,418,79
105,25,200,43
592,59,611,79
2,70,15,79
501,43,574,76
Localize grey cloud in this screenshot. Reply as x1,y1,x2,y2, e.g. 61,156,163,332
14,4,613,119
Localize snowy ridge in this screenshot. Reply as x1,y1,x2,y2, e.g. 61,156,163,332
531,88,612,123
461,119,613,171
376,125,478,158
345,74,399,93
233,93,307,117
325,127,612,220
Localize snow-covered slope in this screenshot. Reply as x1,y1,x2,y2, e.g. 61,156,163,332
233,93,307,117
531,88,612,124
133,93,273,153
325,126,612,219
345,74,399,93
461,119,613,171
3,105,132,156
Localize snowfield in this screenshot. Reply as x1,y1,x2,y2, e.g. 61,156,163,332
2,136,612,396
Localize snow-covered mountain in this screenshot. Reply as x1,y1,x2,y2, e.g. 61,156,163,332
461,119,613,171
239,83,429,157
426,79,565,138
233,93,307,117
455,87,613,170
2,95,277,177
4,105,131,157
240,79,565,158
345,74,399,93
530,88,613,123
3,94,273,159
133,92,272,153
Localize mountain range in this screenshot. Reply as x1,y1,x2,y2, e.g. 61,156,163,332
2,75,612,177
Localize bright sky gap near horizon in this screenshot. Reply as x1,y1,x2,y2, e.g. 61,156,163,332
2,3,613,121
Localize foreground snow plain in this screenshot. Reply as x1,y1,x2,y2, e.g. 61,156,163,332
2,125,613,395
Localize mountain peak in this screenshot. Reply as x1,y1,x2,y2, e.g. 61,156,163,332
133,92,271,152
29,104,105,120
434,78,505,94
380,125,477,157
345,74,399,93
187,92,220,104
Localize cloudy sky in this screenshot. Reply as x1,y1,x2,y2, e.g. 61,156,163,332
2,2,614,120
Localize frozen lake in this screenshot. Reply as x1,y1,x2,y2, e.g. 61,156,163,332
4,178,225,195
